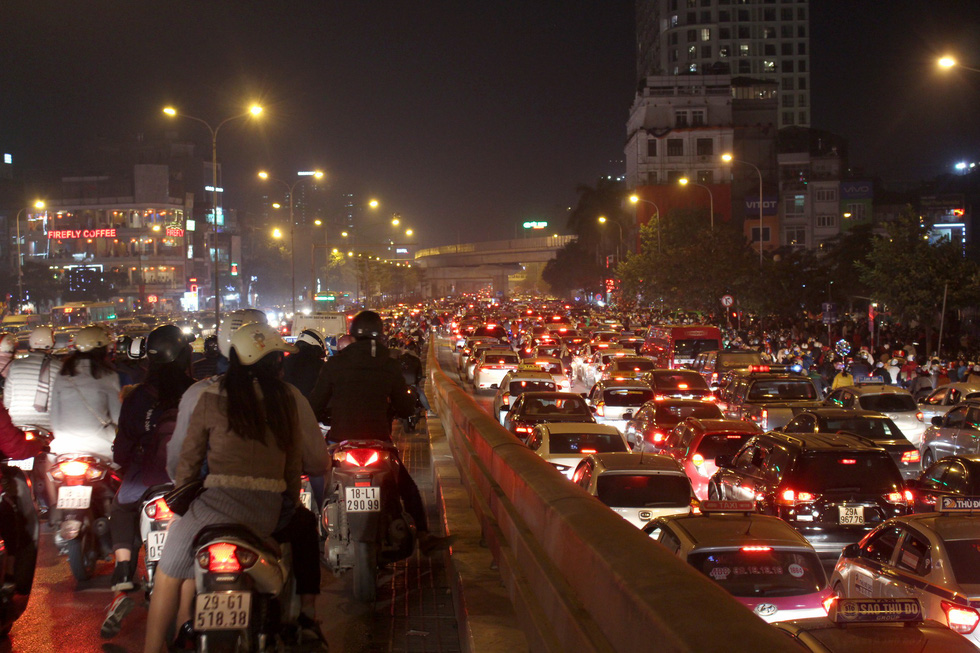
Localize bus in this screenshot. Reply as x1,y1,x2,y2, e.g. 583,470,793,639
51,302,118,327
640,325,722,369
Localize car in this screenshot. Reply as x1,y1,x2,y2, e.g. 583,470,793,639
624,398,724,453
906,455,980,513
643,501,830,622
597,356,658,382
825,384,926,447
571,452,696,527
691,349,768,388
456,336,501,370
917,382,980,425
781,408,921,479
581,348,633,388
709,431,911,556
919,399,980,469
502,391,596,443
718,370,823,431
526,423,629,479
463,342,506,382
829,506,980,648
585,378,654,434
774,598,978,652
471,348,521,391
472,323,509,342
642,369,713,401
492,367,557,423
660,418,763,500
525,356,571,391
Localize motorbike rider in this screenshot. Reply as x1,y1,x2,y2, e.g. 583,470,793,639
100,325,194,640
191,334,220,381
3,326,62,432
391,340,433,416
49,325,121,460
282,328,327,399
309,310,447,553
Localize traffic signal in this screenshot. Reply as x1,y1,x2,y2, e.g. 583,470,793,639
230,263,239,276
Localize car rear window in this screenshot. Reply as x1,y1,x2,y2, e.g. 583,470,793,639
508,380,556,395
655,403,724,423
943,540,980,585
674,339,719,359
483,353,519,365
747,380,817,401
821,417,907,442
548,432,626,455
603,388,654,407
857,394,917,412
649,372,708,390
790,453,903,494
696,433,753,460
523,396,590,416
595,474,691,508
613,359,656,372
531,361,562,375
717,352,765,370
687,550,826,597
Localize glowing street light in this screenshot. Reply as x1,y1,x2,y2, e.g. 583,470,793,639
678,177,714,230
369,199,379,208
391,217,401,227
938,56,980,73
272,228,283,239
405,229,414,237
629,194,661,254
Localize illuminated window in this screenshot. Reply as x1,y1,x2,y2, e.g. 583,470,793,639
701,28,711,41
786,195,806,215
762,27,775,39
763,60,776,72
739,44,750,57
785,227,806,247
688,45,697,59
719,45,730,58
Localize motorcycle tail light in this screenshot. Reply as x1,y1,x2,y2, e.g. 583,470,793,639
203,543,241,573
145,497,174,521
342,448,383,467
916,411,924,422
59,460,89,478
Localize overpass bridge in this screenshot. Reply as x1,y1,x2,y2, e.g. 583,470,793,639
414,235,575,296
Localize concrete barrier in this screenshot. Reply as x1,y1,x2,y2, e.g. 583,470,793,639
428,343,799,653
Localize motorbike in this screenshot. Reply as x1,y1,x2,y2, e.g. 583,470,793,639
48,453,119,582
323,439,416,602
191,523,297,651
400,386,425,434
138,483,175,599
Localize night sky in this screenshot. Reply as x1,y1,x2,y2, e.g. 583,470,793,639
2,1,980,247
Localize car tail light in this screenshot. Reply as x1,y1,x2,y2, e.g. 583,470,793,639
580,448,597,455
796,492,815,502
595,403,605,417
515,426,531,433
741,546,772,552
901,450,920,464
710,373,718,384
343,448,383,467
654,394,666,401
942,601,980,634
822,595,837,613
502,394,511,406
145,498,174,521
885,491,914,506
839,458,857,465
690,497,701,514
916,411,924,422
650,430,665,444
692,453,704,467
904,489,914,502
677,383,689,390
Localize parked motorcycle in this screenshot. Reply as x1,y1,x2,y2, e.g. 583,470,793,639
138,483,175,599
49,453,119,582
323,439,416,602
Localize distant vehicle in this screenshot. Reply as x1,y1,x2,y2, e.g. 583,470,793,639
526,423,628,479
472,348,521,391
624,398,724,453
502,391,595,443
642,369,713,401
51,302,117,327
691,349,768,388
640,324,722,369
719,370,823,431
492,367,556,423
586,378,654,435
825,384,926,447
291,311,348,340
917,382,980,425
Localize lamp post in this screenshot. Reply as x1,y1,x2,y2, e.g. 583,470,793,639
722,153,764,265
597,215,624,262
938,56,980,73
629,194,661,254
258,170,324,317
163,103,262,330
678,178,714,230
14,200,45,312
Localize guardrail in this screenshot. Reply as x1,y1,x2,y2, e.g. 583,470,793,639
428,342,798,652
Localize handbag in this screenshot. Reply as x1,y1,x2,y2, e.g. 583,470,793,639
163,479,205,516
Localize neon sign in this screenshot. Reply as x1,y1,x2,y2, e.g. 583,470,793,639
166,227,184,237
47,229,117,239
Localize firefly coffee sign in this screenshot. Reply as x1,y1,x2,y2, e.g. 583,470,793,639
47,228,118,239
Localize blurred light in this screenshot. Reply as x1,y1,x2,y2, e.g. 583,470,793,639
939,56,957,69
249,104,263,116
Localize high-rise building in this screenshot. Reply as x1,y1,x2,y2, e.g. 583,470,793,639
635,0,810,129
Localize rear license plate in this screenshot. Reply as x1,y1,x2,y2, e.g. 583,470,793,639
7,457,34,471
57,485,92,510
146,530,168,562
194,592,251,631
345,486,380,512
838,505,864,525
299,490,312,510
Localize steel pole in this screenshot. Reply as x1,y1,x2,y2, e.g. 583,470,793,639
289,191,296,317
14,207,24,311
211,131,220,332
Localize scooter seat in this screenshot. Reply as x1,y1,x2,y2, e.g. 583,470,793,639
193,523,281,558
140,483,175,502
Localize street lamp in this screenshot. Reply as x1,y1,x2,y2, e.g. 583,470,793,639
597,215,623,261
629,194,661,254
163,103,263,328
257,169,324,316
938,56,980,73
721,153,764,265
14,200,45,311
678,177,714,230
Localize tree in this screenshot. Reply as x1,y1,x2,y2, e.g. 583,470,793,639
20,261,64,310
542,239,605,298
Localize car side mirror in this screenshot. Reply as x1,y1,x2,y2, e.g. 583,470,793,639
842,543,860,559
932,416,943,427
714,455,733,469
622,411,633,421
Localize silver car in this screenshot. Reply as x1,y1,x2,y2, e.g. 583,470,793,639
918,382,980,428
586,378,654,435
919,399,980,468
826,384,926,447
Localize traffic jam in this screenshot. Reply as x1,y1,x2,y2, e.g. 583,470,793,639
447,297,980,651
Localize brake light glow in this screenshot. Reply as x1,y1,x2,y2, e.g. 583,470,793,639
59,460,89,477
206,543,241,573
942,601,980,634
901,450,920,464
822,595,837,613
904,489,914,502
839,458,857,465
677,383,688,390
145,497,174,521
748,365,770,372
651,431,665,443
344,449,382,467
916,411,924,422
691,453,704,467
741,546,772,552
580,448,597,455
595,403,605,417
515,426,530,433
885,491,913,505
502,395,511,405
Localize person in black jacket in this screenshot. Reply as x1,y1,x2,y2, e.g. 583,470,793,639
309,311,445,552
282,329,326,400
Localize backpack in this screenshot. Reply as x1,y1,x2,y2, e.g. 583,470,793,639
117,384,180,503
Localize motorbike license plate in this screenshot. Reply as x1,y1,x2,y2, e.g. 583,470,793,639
57,485,92,510
7,457,33,471
146,530,168,562
345,486,381,512
838,505,865,525
299,489,312,510
194,592,251,631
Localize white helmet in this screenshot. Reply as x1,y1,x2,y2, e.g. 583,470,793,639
296,329,326,352
28,326,54,350
74,325,111,353
230,323,296,365
128,335,146,360
0,334,15,354
217,309,268,358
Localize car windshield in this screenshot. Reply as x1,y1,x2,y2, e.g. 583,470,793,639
747,380,817,401
603,388,654,407
595,473,691,508
791,452,903,493
696,433,753,459
822,417,906,441
655,403,723,423
717,352,765,369
650,372,708,390
943,540,980,585
522,396,590,416
548,432,626,455
687,550,826,597
674,338,718,359
857,394,917,412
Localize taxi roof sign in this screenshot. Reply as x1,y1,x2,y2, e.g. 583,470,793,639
828,598,922,624
939,496,980,512
700,500,755,513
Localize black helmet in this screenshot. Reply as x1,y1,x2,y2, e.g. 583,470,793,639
349,311,384,340
146,325,188,364
203,335,219,357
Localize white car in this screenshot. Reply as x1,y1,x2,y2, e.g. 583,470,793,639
586,378,654,434
472,348,521,391
571,452,695,527
492,368,556,423
826,384,927,447
526,423,628,479
581,348,633,389
830,508,980,647
918,382,980,428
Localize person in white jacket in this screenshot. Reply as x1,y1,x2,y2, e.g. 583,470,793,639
3,326,63,431
50,325,121,459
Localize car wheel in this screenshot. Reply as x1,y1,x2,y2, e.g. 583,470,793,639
922,449,934,469
832,582,844,598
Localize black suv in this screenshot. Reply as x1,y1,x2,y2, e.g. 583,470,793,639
718,370,822,431
709,431,910,555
